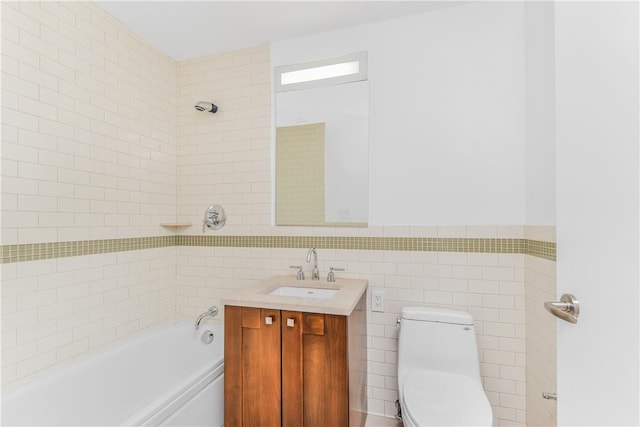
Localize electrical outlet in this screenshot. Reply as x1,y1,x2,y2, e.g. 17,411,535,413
372,290,384,312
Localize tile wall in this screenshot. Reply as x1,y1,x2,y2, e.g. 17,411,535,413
525,226,557,426
1,247,176,385
1,2,558,426
1,1,178,385
175,45,272,232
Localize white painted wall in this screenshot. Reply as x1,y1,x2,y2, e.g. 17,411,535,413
272,2,526,225
555,2,639,425
524,3,556,225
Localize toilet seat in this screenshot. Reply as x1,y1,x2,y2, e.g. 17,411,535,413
402,369,493,427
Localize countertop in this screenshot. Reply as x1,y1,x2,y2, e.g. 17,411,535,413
220,275,368,316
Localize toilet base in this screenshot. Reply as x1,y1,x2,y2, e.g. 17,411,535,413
399,369,493,427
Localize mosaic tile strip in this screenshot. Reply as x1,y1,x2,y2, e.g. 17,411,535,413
175,235,530,253
525,239,556,261
0,236,177,264
0,235,555,264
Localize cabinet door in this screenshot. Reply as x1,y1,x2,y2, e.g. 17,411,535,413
225,306,282,427
281,311,303,427
300,313,349,427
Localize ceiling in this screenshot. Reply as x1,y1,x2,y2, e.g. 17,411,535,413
94,1,464,61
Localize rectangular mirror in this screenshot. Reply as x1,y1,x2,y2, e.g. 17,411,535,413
275,55,369,227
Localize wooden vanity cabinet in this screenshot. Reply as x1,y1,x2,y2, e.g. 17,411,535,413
224,306,283,427
224,301,366,427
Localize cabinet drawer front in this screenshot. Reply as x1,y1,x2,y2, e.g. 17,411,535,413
241,306,279,329
302,313,325,335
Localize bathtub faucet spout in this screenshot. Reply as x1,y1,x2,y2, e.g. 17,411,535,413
194,306,219,329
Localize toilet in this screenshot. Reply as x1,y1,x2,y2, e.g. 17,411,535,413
397,306,493,426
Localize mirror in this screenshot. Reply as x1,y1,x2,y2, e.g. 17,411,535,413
275,80,369,226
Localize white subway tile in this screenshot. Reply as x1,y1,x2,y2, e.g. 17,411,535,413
88,328,117,350
437,252,468,265
20,62,58,91
483,267,515,281
2,73,39,100
483,294,515,309
439,278,468,292
424,290,453,305
37,301,74,322
2,107,39,131
2,342,37,366
2,88,19,108
2,211,39,228
56,338,89,361
56,311,90,332
16,350,57,378
16,289,57,311
484,377,516,394
37,330,73,354
17,259,57,278
57,283,90,302
468,253,499,266
500,393,526,410
452,292,483,307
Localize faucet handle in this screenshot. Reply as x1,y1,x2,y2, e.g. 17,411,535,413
327,267,345,282
290,265,305,280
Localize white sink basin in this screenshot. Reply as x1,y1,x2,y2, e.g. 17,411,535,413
268,286,338,299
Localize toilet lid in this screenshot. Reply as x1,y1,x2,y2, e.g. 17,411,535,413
403,370,493,426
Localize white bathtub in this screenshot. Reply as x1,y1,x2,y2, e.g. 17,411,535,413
1,321,224,426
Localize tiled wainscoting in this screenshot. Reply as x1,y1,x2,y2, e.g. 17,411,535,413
178,244,529,425
1,229,556,427
524,228,557,426
1,247,176,385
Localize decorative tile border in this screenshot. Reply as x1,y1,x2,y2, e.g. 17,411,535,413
0,235,556,264
176,235,528,253
0,236,176,264
526,240,556,261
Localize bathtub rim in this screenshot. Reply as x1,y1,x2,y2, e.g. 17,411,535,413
128,359,224,426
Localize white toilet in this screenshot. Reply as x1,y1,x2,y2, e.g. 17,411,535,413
397,306,493,426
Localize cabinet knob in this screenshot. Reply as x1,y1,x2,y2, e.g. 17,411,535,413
265,316,274,325
286,318,295,327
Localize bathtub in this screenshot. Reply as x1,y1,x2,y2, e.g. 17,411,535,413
1,321,224,426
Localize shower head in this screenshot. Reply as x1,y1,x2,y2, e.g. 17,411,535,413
194,101,218,113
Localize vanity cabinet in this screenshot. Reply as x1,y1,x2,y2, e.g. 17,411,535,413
224,300,366,427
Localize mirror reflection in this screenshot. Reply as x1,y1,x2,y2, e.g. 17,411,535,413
276,123,326,225
275,80,369,226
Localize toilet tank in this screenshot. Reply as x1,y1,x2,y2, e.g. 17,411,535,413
398,307,482,384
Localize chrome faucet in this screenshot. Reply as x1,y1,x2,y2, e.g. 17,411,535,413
306,247,320,280
194,306,219,329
